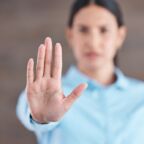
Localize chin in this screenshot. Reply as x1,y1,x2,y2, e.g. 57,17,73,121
85,62,103,71
77,58,106,71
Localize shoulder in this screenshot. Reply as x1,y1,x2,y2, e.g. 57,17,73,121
125,75,144,91
116,68,144,89
126,76,144,85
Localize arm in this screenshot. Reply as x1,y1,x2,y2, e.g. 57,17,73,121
16,37,87,133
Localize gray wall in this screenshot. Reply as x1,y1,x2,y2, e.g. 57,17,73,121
0,0,144,143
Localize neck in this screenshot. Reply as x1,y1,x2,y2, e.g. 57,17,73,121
77,63,116,86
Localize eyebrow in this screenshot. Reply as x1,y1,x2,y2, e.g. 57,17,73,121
76,23,110,29
76,24,89,28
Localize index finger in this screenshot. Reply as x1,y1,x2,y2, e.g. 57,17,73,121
52,43,62,80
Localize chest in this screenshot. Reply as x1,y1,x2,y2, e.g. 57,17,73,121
61,88,144,143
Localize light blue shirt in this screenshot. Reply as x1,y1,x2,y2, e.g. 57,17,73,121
16,65,144,144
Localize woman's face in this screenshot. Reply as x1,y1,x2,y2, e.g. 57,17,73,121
67,4,126,71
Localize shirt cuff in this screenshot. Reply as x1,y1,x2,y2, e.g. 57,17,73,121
29,111,61,132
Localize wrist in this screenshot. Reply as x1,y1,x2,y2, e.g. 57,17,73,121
30,114,49,124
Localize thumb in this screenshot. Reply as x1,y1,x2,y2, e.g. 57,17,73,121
63,83,88,111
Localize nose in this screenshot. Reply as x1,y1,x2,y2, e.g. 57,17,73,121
87,30,102,50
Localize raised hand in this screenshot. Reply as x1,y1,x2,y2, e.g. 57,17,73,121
26,37,87,123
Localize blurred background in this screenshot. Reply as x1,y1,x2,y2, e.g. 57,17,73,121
0,0,144,143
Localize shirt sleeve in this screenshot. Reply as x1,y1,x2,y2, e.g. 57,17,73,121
16,90,61,133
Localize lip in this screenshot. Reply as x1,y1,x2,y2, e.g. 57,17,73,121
84,52,101,59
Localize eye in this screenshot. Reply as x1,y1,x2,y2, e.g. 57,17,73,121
100,26,109,34
78,26,89,34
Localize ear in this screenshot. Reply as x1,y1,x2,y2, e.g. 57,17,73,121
116,26,127,50
65,27,73,48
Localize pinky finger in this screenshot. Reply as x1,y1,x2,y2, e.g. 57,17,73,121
27,58,34,86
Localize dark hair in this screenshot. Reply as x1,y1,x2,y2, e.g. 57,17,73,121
68,0,125,65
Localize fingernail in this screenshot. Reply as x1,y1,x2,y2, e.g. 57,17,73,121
29,58,33,65
40,44,44,48
45,37,51,42
56,43,61,47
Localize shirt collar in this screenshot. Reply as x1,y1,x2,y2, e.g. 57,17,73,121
114,67,129,89
64,65,129,90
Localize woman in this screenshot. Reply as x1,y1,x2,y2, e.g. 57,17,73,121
16,0,144,144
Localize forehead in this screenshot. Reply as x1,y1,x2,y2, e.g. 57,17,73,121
73,4,117,27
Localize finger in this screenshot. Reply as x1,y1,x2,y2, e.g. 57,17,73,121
52,43,62,80
27,58,34,86
36,44,45,80
43,37,52,78
63,83,88,111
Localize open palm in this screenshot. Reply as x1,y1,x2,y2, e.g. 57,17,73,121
26,37,87,123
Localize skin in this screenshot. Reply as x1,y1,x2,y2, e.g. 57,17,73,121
27,39,87,123
26,4,126,123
